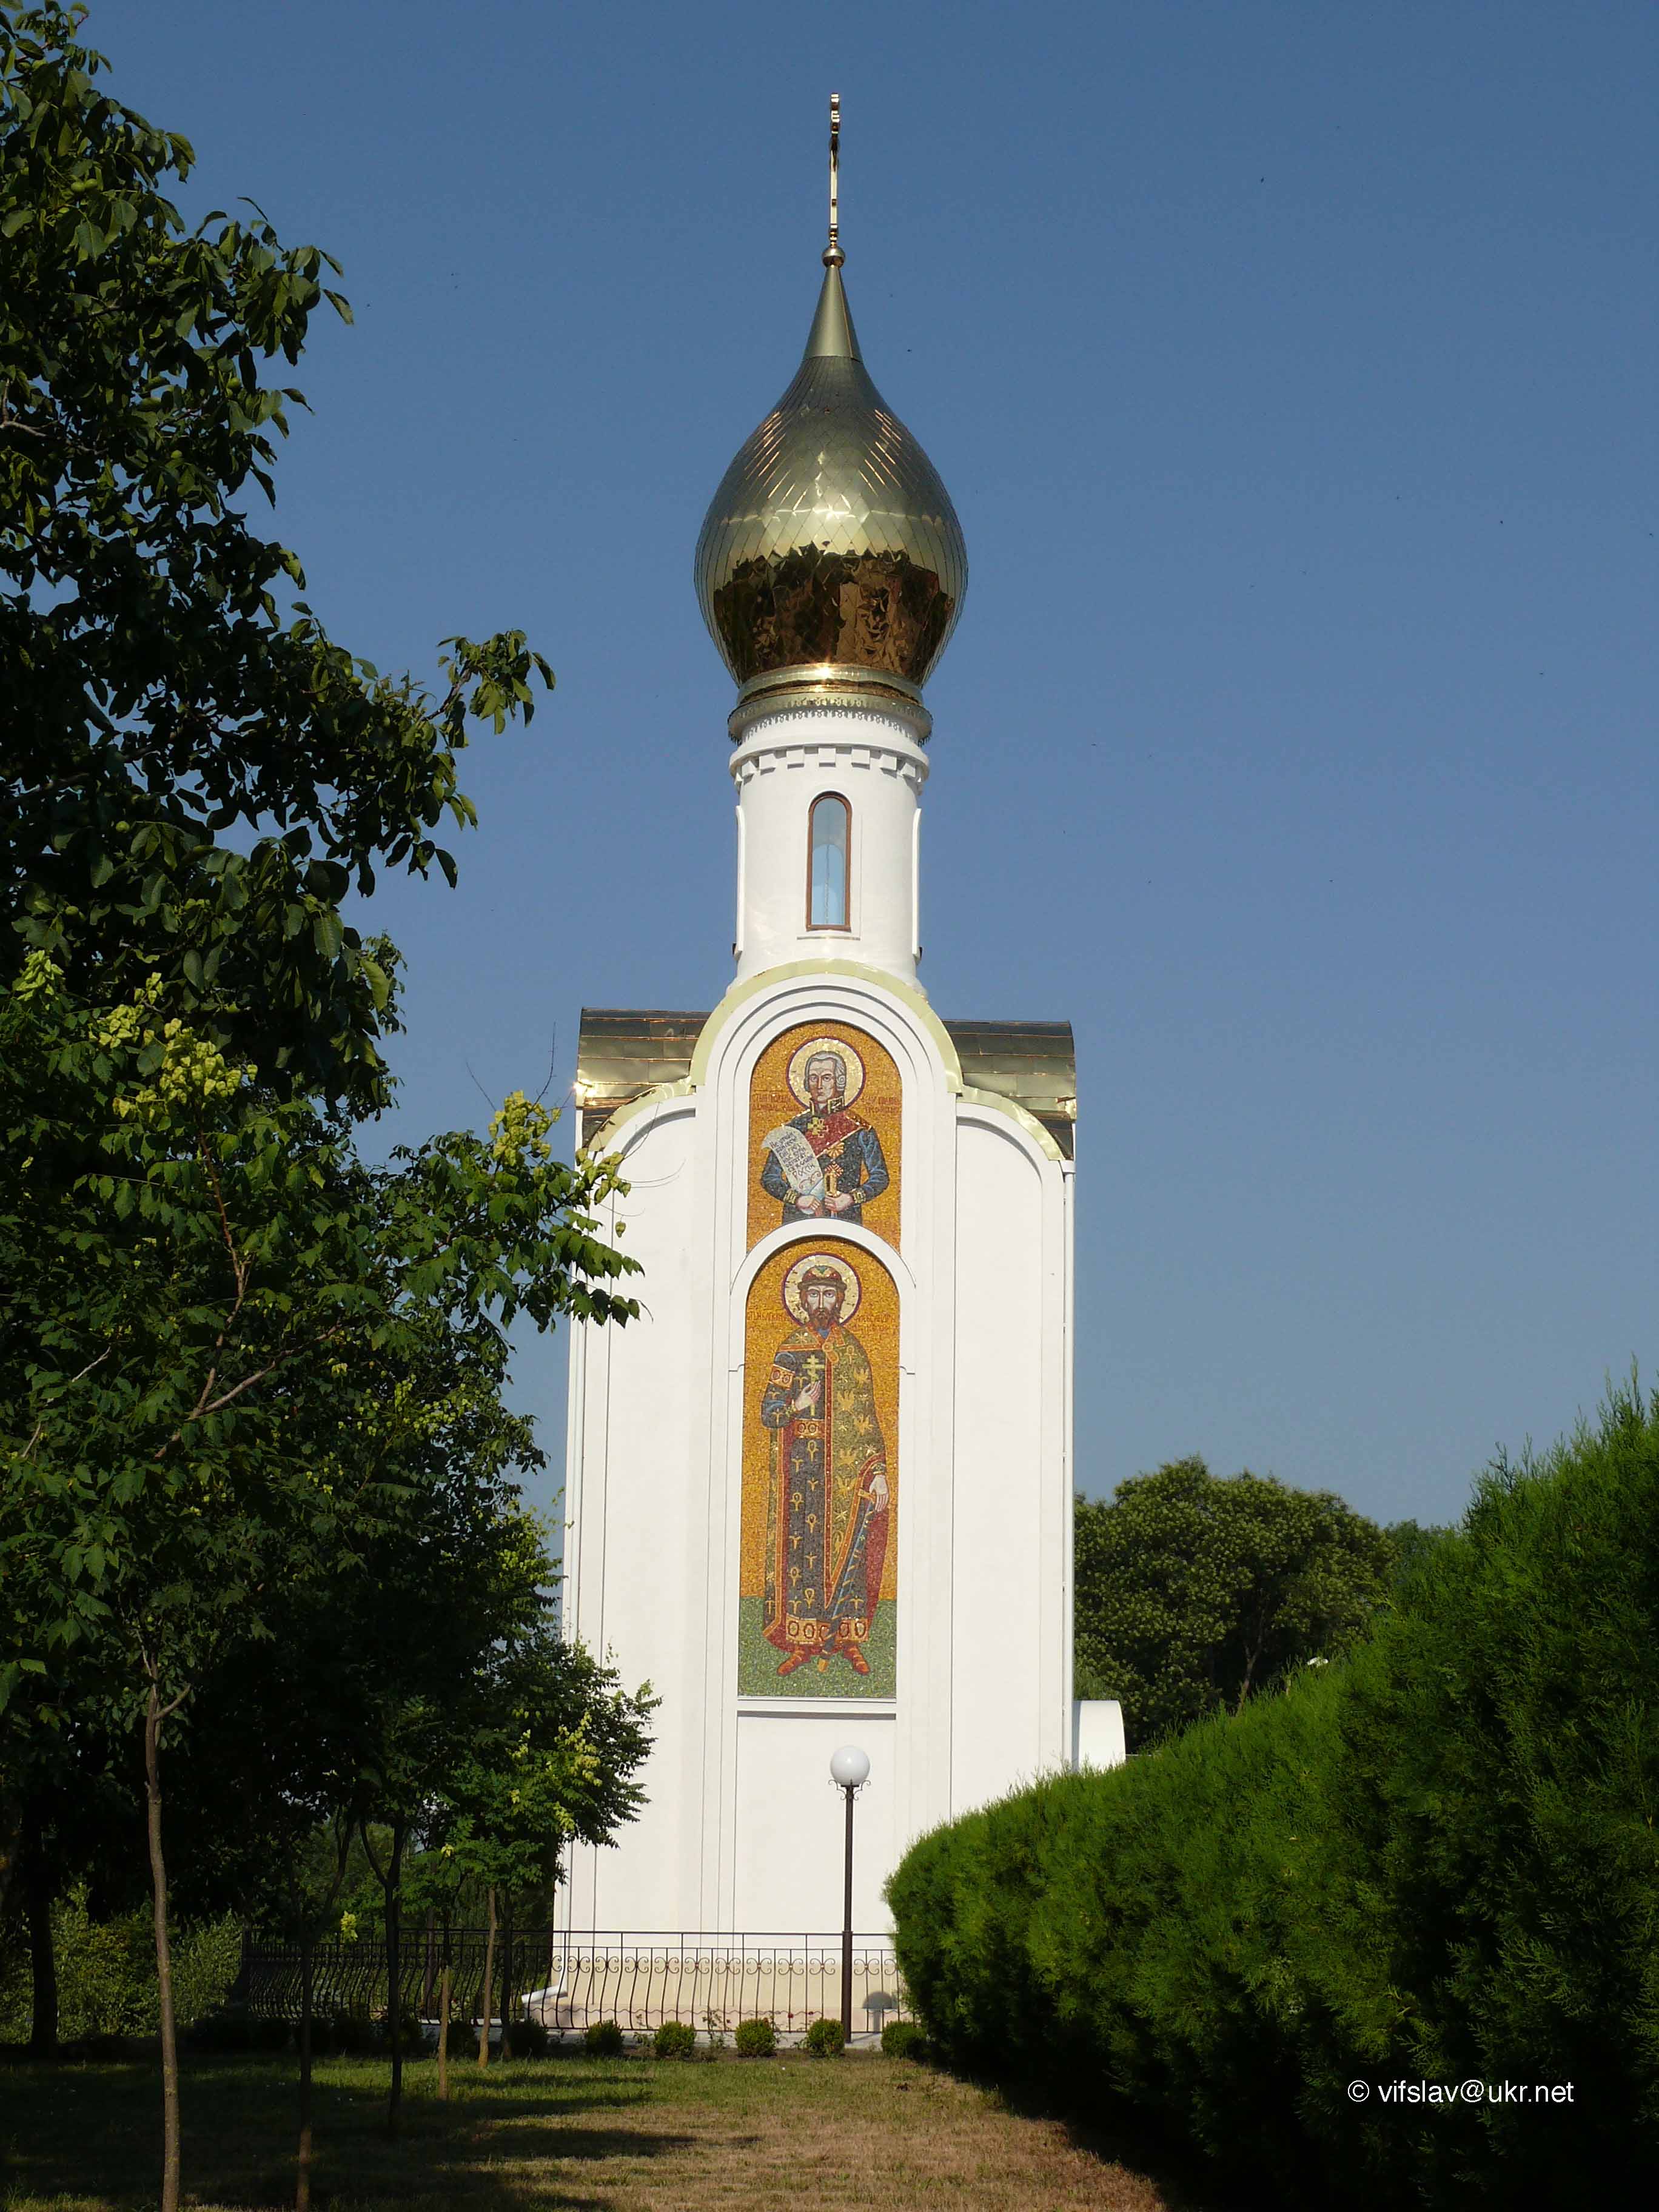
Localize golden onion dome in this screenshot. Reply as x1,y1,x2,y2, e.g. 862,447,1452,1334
694,249,968,700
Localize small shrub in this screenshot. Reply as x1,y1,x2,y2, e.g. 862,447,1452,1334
734,2016,776,2057
184,2008,252,2054
803,2016,845,2057
880,2017,927,2060
187,2008,291,2055
380,2005,423,2056
318,2008,377,2056
511,2014,550,2058
62,2031,138,2061
653,2019,697,2059
584,2017,625,2056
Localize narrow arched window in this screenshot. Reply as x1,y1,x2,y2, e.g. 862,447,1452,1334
808,794,851,930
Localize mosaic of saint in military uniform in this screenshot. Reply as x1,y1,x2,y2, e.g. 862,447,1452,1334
759,1251,890,1680
758,1036,890,1228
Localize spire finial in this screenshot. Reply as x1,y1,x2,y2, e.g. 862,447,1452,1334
823,93,844,268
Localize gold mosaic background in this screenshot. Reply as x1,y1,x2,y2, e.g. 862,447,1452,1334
739,1238,900,1610
745,1019,902,1253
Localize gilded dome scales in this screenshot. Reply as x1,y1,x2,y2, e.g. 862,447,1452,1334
694,96,969,705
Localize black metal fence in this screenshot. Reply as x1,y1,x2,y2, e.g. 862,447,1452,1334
237,1928,911,2039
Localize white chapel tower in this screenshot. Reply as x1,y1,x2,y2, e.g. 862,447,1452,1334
561,107,1079,1937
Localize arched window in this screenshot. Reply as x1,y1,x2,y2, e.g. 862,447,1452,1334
808,793,851,930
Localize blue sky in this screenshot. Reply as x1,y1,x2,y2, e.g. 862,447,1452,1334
109,1,1655,1530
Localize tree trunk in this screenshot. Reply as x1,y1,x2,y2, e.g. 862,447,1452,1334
144,1676,183,2212
477,1885,497,2070
437,1959,452,2101
0,1794,22,1921
384,1819,406,2135
421,1907,436,2016
24,1809,58,2059
297,1813,349,2207
500,1896,515,2061
296,1928,314,2212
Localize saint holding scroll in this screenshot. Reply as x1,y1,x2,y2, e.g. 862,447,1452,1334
758,1038,889,1227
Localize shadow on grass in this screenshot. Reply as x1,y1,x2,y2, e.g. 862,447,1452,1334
0,2053,696,2211
950,2065,1292,2212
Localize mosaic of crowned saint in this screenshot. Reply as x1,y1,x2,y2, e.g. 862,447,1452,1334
758,1039,890,1227
759,1253,890,1678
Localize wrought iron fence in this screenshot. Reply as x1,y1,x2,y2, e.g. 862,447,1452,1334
236,1928,911,2039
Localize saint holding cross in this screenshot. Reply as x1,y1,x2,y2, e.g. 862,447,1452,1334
759,1250,890,1679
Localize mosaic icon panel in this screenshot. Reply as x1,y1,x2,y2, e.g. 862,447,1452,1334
746,1020,901,1254
739,1238,899,1701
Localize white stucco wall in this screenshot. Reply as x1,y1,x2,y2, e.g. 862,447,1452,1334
561,1101,700,1933
952,1114,1058,1810
731,704,927,987
734,1709,897,1931
561,959,1073,1938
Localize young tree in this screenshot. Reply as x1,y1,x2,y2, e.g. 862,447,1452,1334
421,1625,653,2074
1,959,637,2204
340,1485,651,2121
1074,1458,1395,1746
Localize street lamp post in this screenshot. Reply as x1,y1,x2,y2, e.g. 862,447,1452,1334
829,1745,870,2042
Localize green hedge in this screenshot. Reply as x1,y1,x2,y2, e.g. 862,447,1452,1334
889,1382,1659,2204
0,1886,243,2044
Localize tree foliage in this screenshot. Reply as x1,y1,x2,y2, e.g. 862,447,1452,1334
0,953,637,1722
1,0,551,1112
1074,1456,1396,1745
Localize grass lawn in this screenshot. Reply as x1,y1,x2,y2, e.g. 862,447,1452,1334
0,2048,1218,2211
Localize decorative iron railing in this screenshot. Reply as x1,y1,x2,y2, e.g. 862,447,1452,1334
235,1928,911,2039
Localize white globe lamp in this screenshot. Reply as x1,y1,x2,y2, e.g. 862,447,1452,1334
830,1744,871,1789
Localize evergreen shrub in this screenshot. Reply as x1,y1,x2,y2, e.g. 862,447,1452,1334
315,2008,377,2056
381,2005,425,2055
880,2017,927,2059
803,2016,845,2057
734,2015,776,2057
186,2008,290,2054
584,2017,624,2056
653,2019,697,2059
889,1382,1659,2207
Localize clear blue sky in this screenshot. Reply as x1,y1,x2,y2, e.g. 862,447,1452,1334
110,1,1655,1531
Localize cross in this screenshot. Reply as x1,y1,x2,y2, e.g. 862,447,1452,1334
825,93,843,269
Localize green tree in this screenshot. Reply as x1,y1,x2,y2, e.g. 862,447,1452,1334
0,957,637,2205
1382,1516,1453,1590
418,1624,654,2076
0,21,644,2210
1074,1457,1395,1746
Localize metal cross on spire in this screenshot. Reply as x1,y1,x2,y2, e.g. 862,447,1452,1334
824,93,844,268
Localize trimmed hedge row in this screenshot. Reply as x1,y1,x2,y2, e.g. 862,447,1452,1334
889,1383,1659,2204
